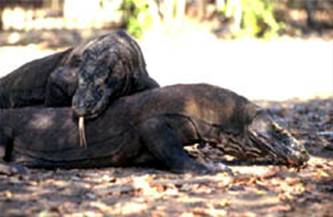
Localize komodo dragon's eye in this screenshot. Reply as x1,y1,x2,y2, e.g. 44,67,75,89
70,55,82,68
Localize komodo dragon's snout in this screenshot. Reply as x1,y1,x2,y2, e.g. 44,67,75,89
216,110,309,168
246,111,309,167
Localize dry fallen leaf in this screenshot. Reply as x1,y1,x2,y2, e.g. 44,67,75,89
3,190,13,200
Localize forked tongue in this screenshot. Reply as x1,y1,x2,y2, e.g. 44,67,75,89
79,116,87,148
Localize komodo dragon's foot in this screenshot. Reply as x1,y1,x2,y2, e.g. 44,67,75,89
0,162,29,176
168,160,234,176
201,161,234,176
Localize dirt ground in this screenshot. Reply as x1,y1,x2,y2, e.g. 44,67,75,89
0,97,332,217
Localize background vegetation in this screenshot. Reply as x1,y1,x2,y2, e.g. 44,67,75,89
119,0,333,38
0,0,333,39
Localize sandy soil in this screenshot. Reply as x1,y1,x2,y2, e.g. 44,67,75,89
140,26,333,100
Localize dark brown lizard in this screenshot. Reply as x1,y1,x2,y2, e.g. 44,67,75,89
0,84,309,174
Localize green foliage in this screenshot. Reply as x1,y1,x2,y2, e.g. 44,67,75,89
221,0,283,39
121,0,282,39
121,0,153,38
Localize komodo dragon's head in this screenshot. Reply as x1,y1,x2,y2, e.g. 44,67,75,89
218,110,310,168
65,30,148,147
71,30,146,120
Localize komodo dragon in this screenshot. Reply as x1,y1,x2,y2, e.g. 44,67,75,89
0,29,159,118
0,84,309,174
0,29,159,145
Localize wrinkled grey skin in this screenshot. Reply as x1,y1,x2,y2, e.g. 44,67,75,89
69,30,159,118
0,84,309,174
0,30,159,119
0,49,72,108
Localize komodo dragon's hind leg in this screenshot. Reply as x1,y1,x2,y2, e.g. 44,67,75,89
138,117,210,174
0,127,13,162
0,127,28,175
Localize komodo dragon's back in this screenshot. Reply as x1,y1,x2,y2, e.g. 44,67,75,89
116,83,255,130
0,49,71,108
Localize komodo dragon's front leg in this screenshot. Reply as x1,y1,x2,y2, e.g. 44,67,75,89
45,65,78,107
138,116,227,174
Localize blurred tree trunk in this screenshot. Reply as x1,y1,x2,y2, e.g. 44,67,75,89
175,0,186,21
163,0,186,25
197,0,207,20
225,0,242,33
50,0,61,11
0,8,2,31
305,0,319,29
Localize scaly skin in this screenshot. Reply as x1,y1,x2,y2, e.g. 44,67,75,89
0,49,72,108
0,84,309,174
0,30,159,119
